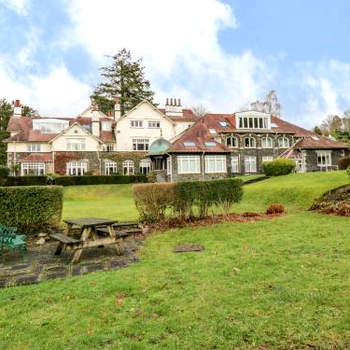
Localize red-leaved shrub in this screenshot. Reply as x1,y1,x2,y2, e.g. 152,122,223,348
266,203,285,215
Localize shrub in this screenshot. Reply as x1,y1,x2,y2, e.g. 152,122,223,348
266,203,285,215
262,158,296,176
346,165,350,178
338,157,350,170
133,178,243,223
0,186,63,234
55,175,147,186
0,166,9,186
5,176,48,186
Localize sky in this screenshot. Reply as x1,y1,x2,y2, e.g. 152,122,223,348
0,0,350,128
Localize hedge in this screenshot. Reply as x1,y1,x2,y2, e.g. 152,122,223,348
133,178,243,223
262,158,296,176
0,186,63,234
4,175,147,186
338,157,350,170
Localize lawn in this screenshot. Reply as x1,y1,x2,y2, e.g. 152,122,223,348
1,171,349,349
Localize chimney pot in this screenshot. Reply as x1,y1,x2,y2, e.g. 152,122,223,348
15,99,20,107
166,98,169,106
171,98,173,106
178,98,181,106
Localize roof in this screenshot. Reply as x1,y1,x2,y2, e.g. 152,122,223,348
158,108,199,122
168,115,231,153
19,153,53,162
294,136,348,149
149,138,171,155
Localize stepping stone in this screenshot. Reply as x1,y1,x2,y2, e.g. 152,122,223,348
173,244,204,253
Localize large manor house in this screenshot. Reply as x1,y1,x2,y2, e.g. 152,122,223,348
5,94,349,181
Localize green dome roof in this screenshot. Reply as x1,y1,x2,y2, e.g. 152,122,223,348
148,138,170,155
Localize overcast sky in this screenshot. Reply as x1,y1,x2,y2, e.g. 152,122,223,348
1,0,350,128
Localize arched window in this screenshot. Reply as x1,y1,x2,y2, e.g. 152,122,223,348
261,137,273,148
244,137,256,148
225,136,238,148
278,137,290,148
139,158,151,174
123,160,134,175
104,160,117,175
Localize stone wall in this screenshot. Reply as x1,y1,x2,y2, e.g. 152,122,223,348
54,151,100,175
304,149,346,172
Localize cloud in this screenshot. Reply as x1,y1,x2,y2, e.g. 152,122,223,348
62,0,271,112
0,0,28,14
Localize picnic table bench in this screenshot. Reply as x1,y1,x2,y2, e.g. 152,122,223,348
51,217,121,264
0,224,26,256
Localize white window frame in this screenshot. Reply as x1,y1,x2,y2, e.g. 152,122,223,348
261,137,273,148
21,162,45,176
101,122,112,131
262,156,274,163
123,160,135,175
245,156,257,173
278,137,290,148
238,116,269,130
103,144,114,152
26,143,41,152
67,138,86,151
148,120,160,128
130,120,143,128
104,160,117,175
244,137,256,148
225,136,238,148
316,151,332,167
139,158,151,174
231,155,240,173
132,138,149,151
177,155,201,174
66,160,88,176
205,155,227,174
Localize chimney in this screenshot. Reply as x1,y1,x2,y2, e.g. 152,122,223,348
165,97,183,117
166,98,169,106
13,99,22,118
114,97,121,121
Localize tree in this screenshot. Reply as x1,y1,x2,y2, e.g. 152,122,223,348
191,104,208,118
320,115,342,136
93,48,155,116
0,99,12,166
313,126,322,135
21,105,38,117
250,90,281,117
90,95,115,115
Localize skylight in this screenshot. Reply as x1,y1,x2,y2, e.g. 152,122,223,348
205,142,216,147
183,141,195,147
311,136,319,141
209,129,216,134
219,121,228,127
270,122,278,127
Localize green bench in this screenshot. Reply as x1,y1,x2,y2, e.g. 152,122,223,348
0,224,26,255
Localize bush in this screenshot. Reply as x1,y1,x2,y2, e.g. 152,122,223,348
0,166,9,186
55,175,147,186
338,157,350,170
266,203,285,215
346,165,350,178
0,186,63,234
262,158,296,176
5,176,48,186
133,178,243,223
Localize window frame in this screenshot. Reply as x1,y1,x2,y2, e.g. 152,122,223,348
123,160,135,175
26,143,41,152
244,137,256,148
67,138,86,151
231,155,240,173
244,156,257,173
261,137,273,148
225,136,238,148
139,158,151,174
278,137,290,148
132,138,149,151
104,160,117,175
316,151,332,167
262,156,273,163
66,160,88,176
148,120,160,128
130,120,143,128
21,162,45,176
204,155,227,174
177,155,201,174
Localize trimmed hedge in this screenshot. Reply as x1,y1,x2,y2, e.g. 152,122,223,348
0,166,9,186
262,158,296,176
55,175,147,186
0,186,63,234
4,175,147,186
133,178,243,223
338,157,350,170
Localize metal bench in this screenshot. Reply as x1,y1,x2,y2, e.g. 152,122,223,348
0,224,26,255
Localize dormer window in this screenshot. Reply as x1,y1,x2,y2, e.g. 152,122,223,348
244,137,256,148
102,122,112,131
278,137,290,148
184,141,195,147
236,111,271,130
225,136,237,148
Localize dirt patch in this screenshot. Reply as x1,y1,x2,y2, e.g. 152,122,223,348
173,244,204,253
144,212,284,233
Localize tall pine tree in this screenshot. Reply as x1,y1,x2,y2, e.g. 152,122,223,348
93,48,155,116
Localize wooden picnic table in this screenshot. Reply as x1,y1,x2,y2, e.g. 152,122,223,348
52,217,120,264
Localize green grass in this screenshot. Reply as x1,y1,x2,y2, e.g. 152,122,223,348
1,171,350,349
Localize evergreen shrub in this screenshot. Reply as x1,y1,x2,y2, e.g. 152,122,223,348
262,158,296,176
0,186,63,234
339,157,350,170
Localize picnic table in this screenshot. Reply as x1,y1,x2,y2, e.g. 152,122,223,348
51,217,121,264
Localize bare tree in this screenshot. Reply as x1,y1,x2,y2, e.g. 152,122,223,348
192,104,208,118
249,90,281,117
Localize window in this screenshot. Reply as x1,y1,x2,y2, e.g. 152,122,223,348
67,138,86,151
238,116,269,129
205,142,216,147
231,156,239,173
154,158,164,170
27,144,41,152
102,122,112,131
209,129,216,134
103,144,114,152
262,156,273,163
21,162,45,176
104,160,117,175
219,121,228,127
132,138,149,151
244,137,256,148
139,158,151,174
205,155,226,174
66,160,88,176
278,137,290,148
184,141,195,147
225,136,237,148
177,155,200,174
261,137,273,148
123,160,134,175
148,121,160,128
317,151,332,167
131,120,143,128
245,156,257,173
33,119,69,134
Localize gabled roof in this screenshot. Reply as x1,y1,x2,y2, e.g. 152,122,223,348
294,136,348,149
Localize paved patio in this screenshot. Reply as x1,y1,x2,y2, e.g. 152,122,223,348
0,237,144,288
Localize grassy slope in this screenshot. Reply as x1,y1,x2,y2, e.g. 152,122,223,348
1,171,350,349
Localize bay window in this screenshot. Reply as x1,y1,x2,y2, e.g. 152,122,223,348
21,162,45,176
177,155,200,174
205,155,227,173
